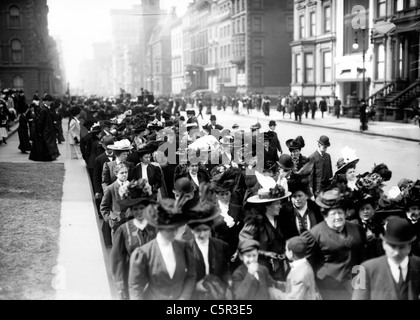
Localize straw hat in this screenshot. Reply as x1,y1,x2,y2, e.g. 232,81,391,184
107,139,133,151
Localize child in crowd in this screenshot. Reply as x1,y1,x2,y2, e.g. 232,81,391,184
231,239,283,300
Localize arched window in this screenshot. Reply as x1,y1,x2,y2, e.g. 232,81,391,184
8,5,22,29
11,39,23,63
12,76,24,90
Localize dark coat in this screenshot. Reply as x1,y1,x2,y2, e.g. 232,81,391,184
308,150,333,197
352,255,420,300
186,237,231,299
102,160,136,193
278,200,323,240
232,263,274,300
132,163,162,194
268,130,282,154
239,213,287,281
263,146,279,168
17,112,31,152
110,220,157,300
93,152,114,195
128,239,197,300
213,203,245,257
302,221,366,300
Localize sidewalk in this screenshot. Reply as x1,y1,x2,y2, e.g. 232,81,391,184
210,108,420,143
1,119,112,300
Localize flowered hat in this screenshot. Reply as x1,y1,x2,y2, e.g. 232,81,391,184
118,178,154,210
286,136,305,151
335,146,359,175
108,139,133,151
247,171,291,203
143,197,191,229
315,188,343,209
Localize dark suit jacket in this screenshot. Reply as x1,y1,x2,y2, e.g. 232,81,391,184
100,180,130,222
352,255,420,300
213,203,245,256
93,152,114,195
186,238,231,299
269,130,282,153
102,160,135,192
132,163,162,193
308,150,333,196
278,200,323,240
232,264,274,300
263,146,279,167
128,239,196,300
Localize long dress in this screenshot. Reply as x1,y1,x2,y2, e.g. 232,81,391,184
17,112,32,152
29,105,60,161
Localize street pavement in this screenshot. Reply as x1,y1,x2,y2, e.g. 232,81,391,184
0,108,418,300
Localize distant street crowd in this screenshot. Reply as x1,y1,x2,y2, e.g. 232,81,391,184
1,87,420,300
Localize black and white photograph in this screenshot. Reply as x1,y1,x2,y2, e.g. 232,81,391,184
1,0,420,307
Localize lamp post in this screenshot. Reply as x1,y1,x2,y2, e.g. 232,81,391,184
352,28,366,103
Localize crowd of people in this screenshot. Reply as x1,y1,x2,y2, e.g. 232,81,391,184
1,88,420,300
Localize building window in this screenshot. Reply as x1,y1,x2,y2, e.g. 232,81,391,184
323,51,332,83
324,6,331,33
377,0,386,17
252,0,263,9
310,12,316,37
11,39,23,63
408,0,417,8
242,17,245,33
305,53,314,83
376,43,385,79
252,39,263,56
299,15,305,39
252,66,263,86
295,54,302,83
252,17,263,32
286,15,293,33
395,0,404,11
13,76,24,90
8,5,22,29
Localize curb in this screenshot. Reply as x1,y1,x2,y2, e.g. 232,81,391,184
274,118,420,143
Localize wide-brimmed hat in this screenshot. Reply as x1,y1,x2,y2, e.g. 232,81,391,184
277,154,294,171
317,135,331,147
137,146,154,157
100,136,115,149
335,157,359,175
144,198,191,229
118,178,155,210
90,123,102,134
107,139,133,151
247,184,291,203
174,177,195,194
288,178,312,197
380,217,416,245
210,167,240,193
286,136,305,150
315,188,343,209
268,120,276,127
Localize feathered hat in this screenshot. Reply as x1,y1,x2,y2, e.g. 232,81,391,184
247,171,291,203
210,167,240,193
335,146,359,175
118,178,155,211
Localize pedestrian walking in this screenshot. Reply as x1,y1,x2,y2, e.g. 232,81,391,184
17,104,32,154
334,97,342,119
319,97,327,118
359,99,368,131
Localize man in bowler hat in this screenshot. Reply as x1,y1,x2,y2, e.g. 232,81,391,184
308,135,333,197
352,217,420,300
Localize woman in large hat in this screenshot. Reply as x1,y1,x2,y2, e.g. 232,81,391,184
301,188,366,300
110,179,156,300
332,146,360,191
285,135,312,180
210,167,245,269
240,172,292,281
102,139,136,190
128,194,196,300
185,184,232,300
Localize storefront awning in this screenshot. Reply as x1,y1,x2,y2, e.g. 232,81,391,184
336,69,367,82
394,21,420,34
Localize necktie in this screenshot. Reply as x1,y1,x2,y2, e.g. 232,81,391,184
398,266,404,287
296,210,308,233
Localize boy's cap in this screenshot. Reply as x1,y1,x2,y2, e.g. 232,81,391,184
287,236,307,256
238,239,260,254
